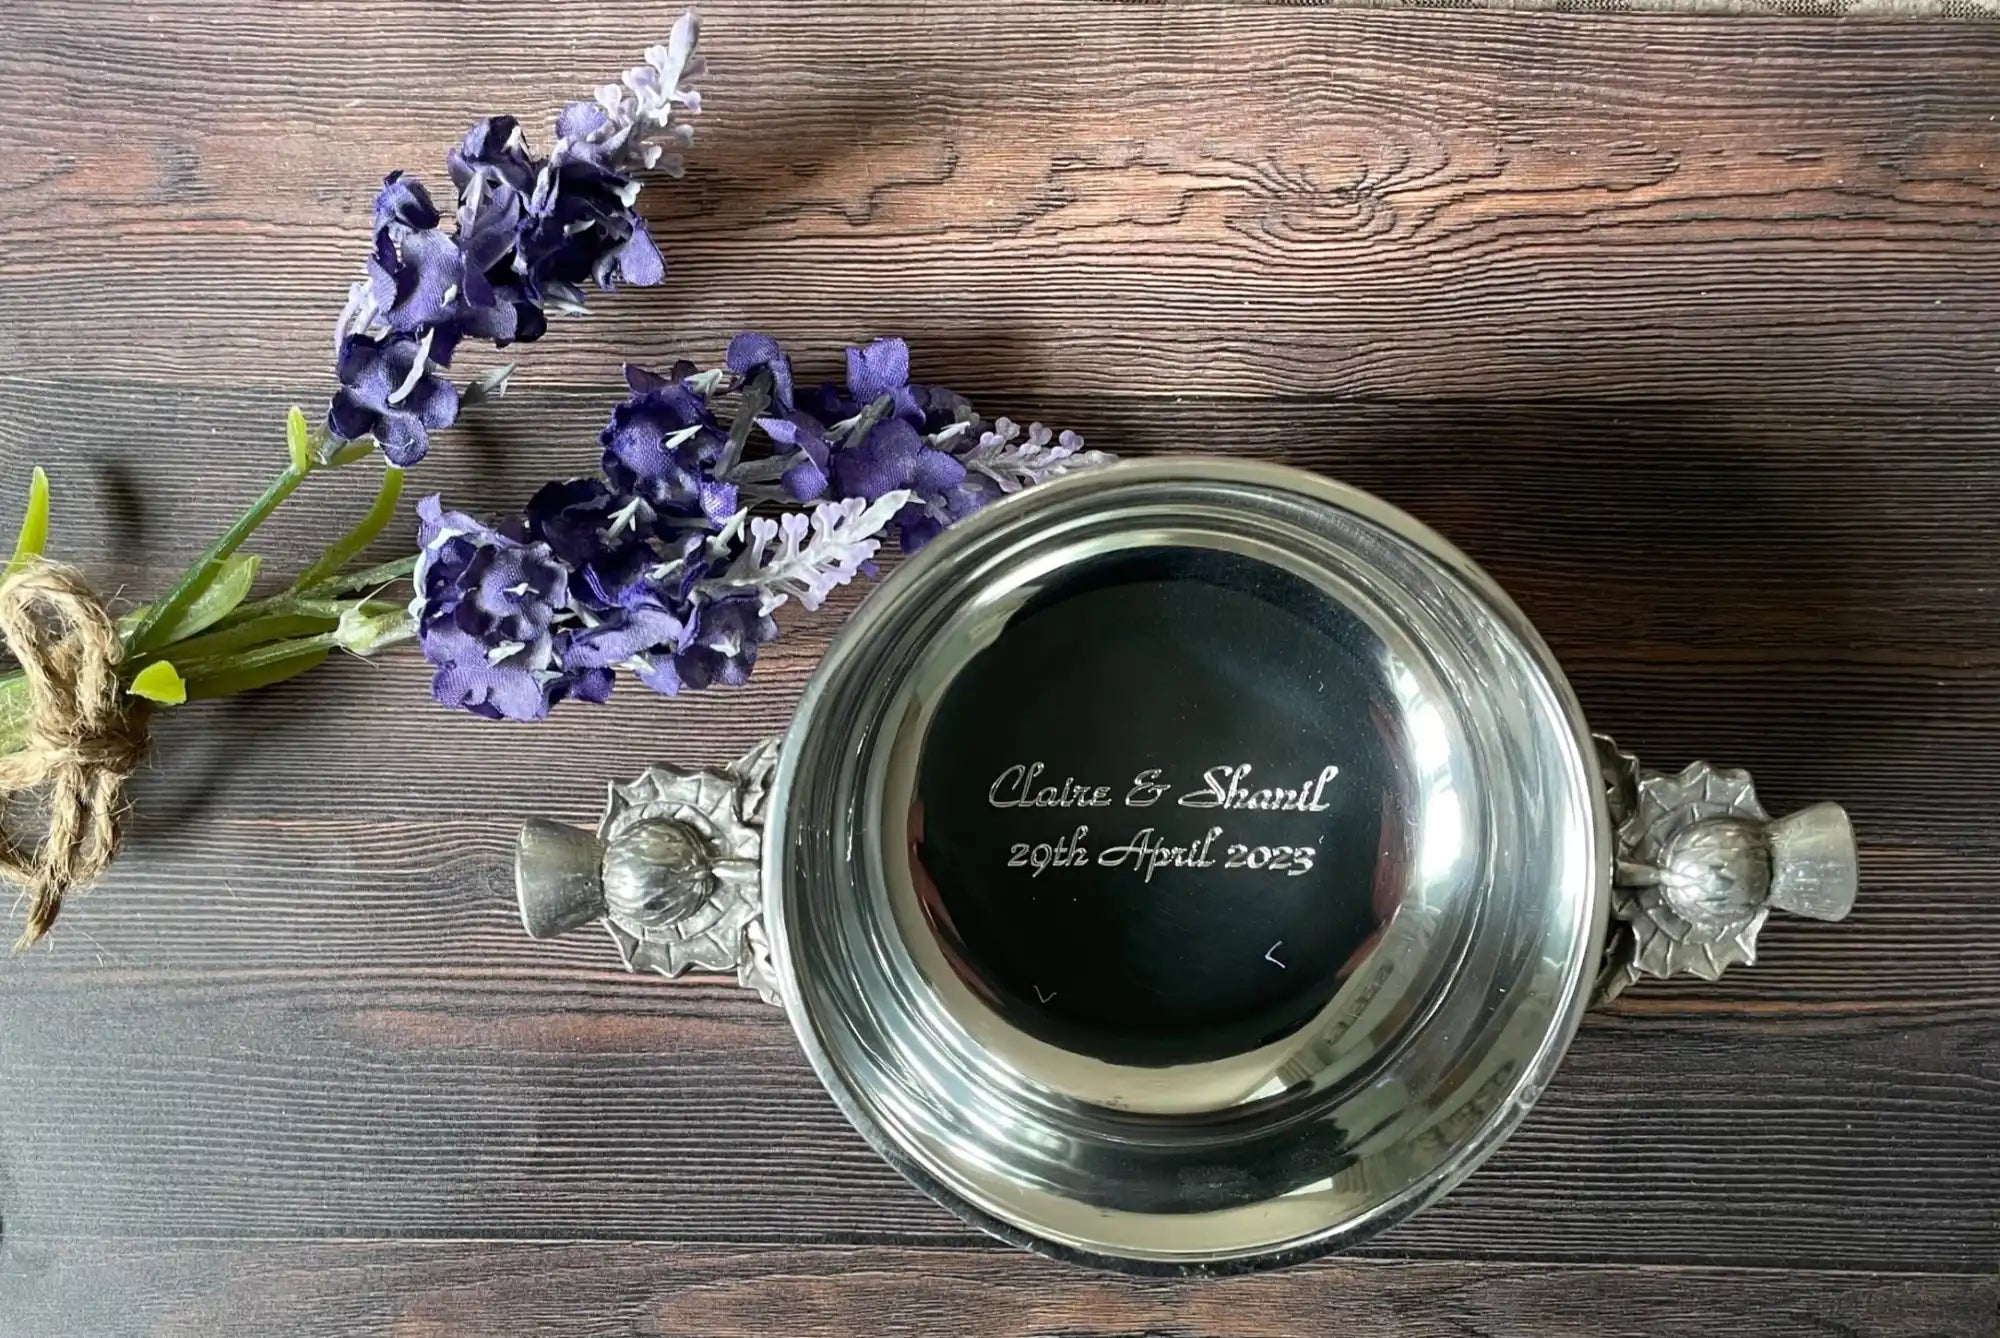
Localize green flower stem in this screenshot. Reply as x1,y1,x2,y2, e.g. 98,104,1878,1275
0,420,421,757
181,646,333,702
218,553,417,630
174,629,345,678
124,463,308,655
170,604,420,684
300,553,418,597
0,553,418,748
172,607,417,684
0,535,418,763
290,597,402,622
129,613,340,671
293,465,404,593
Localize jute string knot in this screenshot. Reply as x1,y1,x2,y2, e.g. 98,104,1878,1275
0,561,150,950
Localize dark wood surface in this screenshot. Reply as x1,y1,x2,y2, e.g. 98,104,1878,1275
2,3,1998,1334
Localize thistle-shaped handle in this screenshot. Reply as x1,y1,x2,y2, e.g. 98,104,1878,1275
515,736,785,1005
1594,736,1858,1003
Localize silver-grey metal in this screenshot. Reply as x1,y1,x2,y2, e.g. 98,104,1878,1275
1596,743,1857,1001
764,456,1606,1273
515,737,783,1004
511,456,1862,1275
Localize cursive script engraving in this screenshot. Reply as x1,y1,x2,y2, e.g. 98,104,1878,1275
1177,764,1339,813
984,760,1339,880
1096,826,1224,883
987,762,1114,809
1006,825,1093,877
1125,769,1171,807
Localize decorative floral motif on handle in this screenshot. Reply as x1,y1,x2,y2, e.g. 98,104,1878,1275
1596,737,1858,1002
515,738,784,1003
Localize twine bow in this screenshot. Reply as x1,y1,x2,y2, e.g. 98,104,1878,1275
0,561,149,949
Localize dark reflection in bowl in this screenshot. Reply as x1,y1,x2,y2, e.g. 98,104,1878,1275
911,547,1414,1068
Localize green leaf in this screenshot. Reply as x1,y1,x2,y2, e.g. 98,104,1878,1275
129,660,187,705
287,407,313,474
141,612,338,671
181,646,331,701
5,467,50,580
145,553,262,646
334,601,415,656
300,553,416,599
125,465,306,655
294,466,403,593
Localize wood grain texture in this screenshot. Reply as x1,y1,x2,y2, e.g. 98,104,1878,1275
1,2,1998,1334
0,974,1995,1270
4,1243,1996,1338
3,3,1999,403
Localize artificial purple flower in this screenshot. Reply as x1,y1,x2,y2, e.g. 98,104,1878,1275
599,369,734,520
441,117,554,347
403,329,1106,724
357,161,549,409
624,361,699,394
373,172,441,234
448,118,537,213
802,337,904,423
367,220,463,345
518,154,663,302
451,118,536,183
328,332,459,465
748,339,984,538
740,336,1099,553
682,595,780,687
329,25,707,463
781,459,829,502
756,410,833,502
361,173,467,360
522,477,654,609
635,594,776,694
845,338,909,406
906,382,977,436
457,275,548,348
797,337,974,440
725,332,795,412
526,16,701,284
561,598,690,672
780,338,1090,550
898,421,1110,551
331,189,423,368
455,179,524,279
894,486,987,554
413,495,604,720
556,102,615,149
643,529,719,608
830,417,967,505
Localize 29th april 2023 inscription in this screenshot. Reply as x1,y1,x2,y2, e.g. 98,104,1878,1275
988,760,1343,881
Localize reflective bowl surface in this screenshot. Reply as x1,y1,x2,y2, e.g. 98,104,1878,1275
764,457,1608,1273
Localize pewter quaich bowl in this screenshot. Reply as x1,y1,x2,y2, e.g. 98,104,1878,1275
516,457,1858,1274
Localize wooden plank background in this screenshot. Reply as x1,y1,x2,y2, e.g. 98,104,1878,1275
2,2,1997,1334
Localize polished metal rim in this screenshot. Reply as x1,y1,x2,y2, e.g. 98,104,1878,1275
763,456,1610,1273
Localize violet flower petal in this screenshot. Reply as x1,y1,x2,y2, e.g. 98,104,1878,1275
726,332,796,411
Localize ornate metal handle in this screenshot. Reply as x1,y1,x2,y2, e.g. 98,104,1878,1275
1592,736,1858,1003
513,731,1858,1011
515,737,786,1005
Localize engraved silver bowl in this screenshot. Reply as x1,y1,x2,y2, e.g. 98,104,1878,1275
515,457,1857,1274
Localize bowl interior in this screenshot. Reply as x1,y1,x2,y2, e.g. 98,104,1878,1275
766,458,1607,1271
